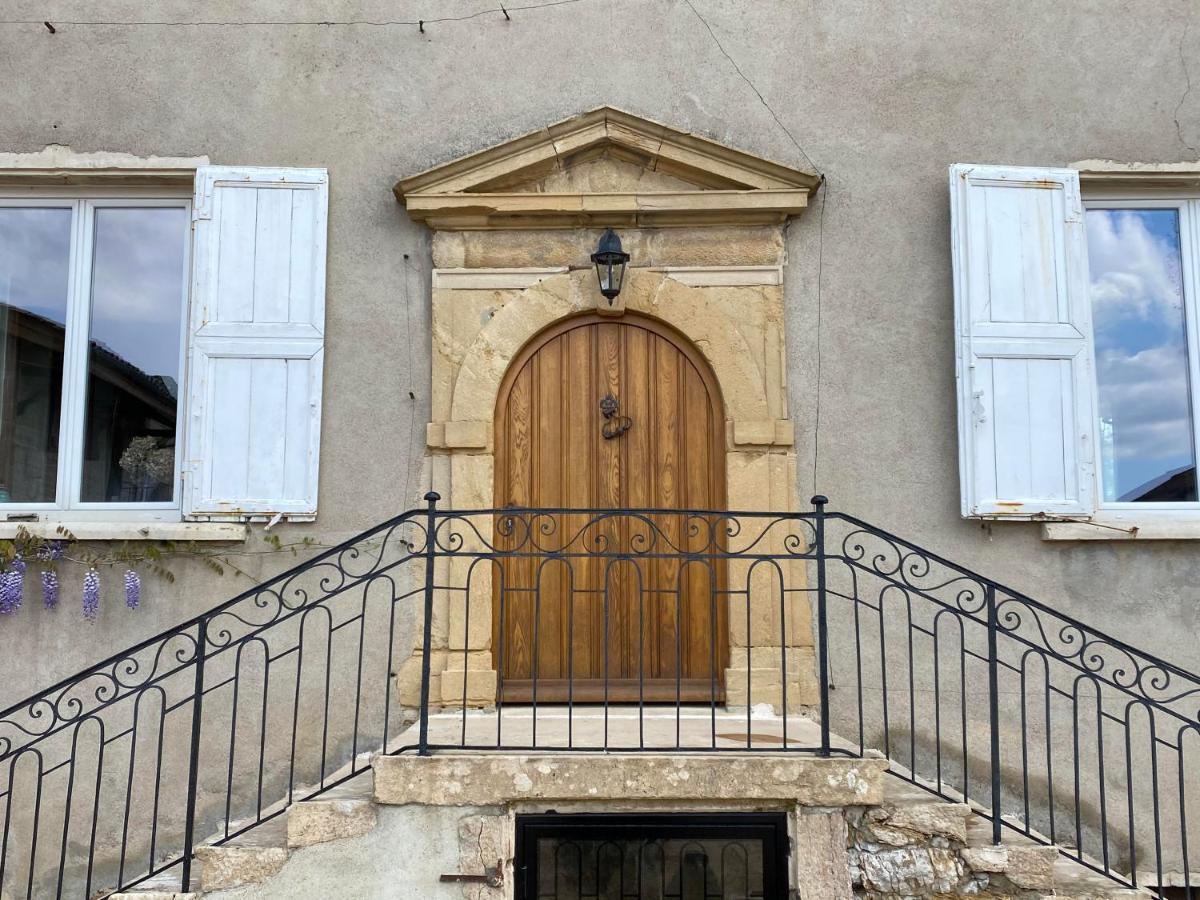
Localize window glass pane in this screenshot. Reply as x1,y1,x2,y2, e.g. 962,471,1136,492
1086,207,1197,502
0,208,73,503
80,207,187,503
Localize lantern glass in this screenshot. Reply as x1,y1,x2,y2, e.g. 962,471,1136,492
591,228,630,302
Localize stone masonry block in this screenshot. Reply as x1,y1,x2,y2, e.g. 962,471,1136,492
960,845,1057,891
195,846,288,892
884,803,971,844
287,799,378,848
439,666,498,706
374,753,887,807
725,653,819,711
793,810,853,900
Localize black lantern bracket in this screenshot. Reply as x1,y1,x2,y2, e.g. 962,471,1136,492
591,227,630,308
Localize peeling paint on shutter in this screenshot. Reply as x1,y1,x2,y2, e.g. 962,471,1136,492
184,166,327,520
950,164,1097,518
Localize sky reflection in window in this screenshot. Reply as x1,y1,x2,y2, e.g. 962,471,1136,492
0,207,72,502
1086,208,1197,502
81,207,187,503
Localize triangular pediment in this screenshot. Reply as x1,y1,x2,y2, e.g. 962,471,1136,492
395,107,821,229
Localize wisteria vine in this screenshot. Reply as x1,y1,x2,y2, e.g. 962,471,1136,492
0,525,318,622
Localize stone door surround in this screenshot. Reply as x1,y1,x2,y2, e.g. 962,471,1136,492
394,106,822,712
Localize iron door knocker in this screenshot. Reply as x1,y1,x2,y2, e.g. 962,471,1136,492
600,392,633,439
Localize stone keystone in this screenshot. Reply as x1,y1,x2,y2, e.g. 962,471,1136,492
287,799,379,848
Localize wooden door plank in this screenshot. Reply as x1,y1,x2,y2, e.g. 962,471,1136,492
563,324,597,686
494,315,728,703
533,335,566,679
651,336,683,681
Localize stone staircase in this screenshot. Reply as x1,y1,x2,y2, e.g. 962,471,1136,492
853,780,1149,900
105,744,1155,900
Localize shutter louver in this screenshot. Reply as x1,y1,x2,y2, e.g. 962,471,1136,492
184,166,328,520
949,164,1097,518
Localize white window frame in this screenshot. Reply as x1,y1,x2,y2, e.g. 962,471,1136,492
0,186,192,523
1083,192,1200,516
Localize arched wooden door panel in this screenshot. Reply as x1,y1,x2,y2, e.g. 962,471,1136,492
494,314,728,703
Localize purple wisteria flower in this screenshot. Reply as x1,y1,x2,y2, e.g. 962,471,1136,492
123,570,140,610
40,541,65,562
41,570,59,609
82,568,100,621
0,558,26,614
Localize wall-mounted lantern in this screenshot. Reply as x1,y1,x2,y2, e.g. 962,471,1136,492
591,228,630,305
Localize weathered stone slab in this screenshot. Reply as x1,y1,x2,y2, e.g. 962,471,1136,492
373,753,886,807
961,844,1058,891
196,846,288,892
287,799,378,848
857,847,964,895
885,802,971,842
857,800,972,846
794,810,854,900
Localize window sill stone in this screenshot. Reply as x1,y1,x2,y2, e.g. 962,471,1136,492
1041,518,1200,541
0,521,247,542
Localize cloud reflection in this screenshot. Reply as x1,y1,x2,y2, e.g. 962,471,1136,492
1086,208,1196,501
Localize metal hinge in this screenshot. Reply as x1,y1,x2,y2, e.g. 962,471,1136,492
439,860,503,888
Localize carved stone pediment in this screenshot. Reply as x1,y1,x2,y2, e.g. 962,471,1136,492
395,106,820,229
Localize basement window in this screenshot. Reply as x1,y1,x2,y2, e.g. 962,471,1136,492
513,812,789,900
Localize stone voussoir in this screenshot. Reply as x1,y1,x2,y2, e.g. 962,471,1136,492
373,752,887,807
287,798,378,848
195,845,289,892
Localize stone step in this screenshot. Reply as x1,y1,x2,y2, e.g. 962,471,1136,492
194,845,289,893
107,893,201,899
293,760,375,800
959,843,1059,892
221,814,288,848
287,798,378,848
962,812,1156,898
1046,855,1154,900
965,814,1043,846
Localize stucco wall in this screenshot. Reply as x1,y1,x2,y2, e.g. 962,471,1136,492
0,0,1197,879
2,0,1194,703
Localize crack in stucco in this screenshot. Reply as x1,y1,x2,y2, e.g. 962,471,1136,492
1176,5,1197,155
680,0,820,177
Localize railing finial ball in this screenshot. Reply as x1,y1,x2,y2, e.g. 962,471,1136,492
424,491,441,503
810,494,828,507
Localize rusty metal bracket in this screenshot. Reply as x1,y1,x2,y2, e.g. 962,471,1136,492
439,860,504,888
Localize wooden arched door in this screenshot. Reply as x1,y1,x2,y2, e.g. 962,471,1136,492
494,314,728,703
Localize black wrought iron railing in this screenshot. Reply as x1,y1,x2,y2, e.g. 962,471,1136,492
0,495,1196,898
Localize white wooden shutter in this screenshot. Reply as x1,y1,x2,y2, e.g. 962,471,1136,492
184,166,327,520
950,164,1097,518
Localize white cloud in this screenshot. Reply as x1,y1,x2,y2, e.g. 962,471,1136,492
1087,209,1196,475
1086,209,1183,329
1096,343,1194,463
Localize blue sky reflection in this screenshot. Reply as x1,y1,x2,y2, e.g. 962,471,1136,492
1086,208,1196,502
